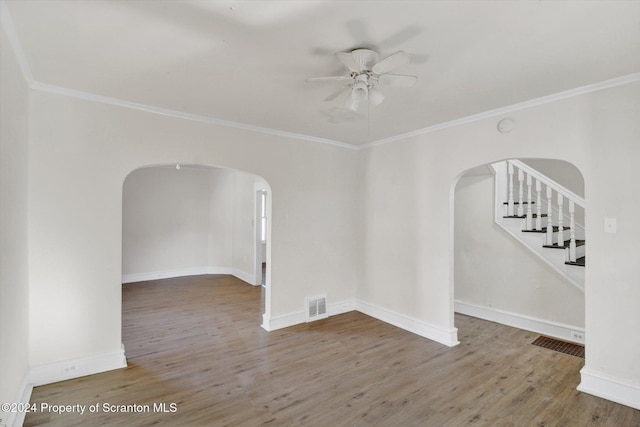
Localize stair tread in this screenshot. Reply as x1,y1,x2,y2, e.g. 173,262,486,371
521,226,571,233
543,239,585,249
503,201,535,205
565,256,586,267
503,213,549,219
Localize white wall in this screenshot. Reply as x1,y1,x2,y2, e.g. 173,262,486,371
579,83,640,407
521,158,585,197
26,88,359,368
122,166,264,284
231,170,261,281
0,24,31,425
359,81,640,407
454,171,585,328
122,166,230,279
208,168,235,272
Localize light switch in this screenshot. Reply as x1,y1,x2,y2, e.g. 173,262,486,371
604,217,617,233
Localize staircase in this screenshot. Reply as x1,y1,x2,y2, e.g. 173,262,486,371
492,160,585,290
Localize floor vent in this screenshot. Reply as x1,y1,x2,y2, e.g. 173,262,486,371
532,336,585,358
305,295,328,322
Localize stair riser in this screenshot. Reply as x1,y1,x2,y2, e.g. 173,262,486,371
521,226,585,240
511,215,585,239
567,245,586,260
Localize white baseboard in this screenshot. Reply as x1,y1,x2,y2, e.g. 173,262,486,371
578,368,640,410
30,344,127,387
356,300,459,347
122,266,232,283
1,370,32,427
261,310,306,331
329,298,356,316
122,266,263,285
454,300,585,344
261,298,460,348
261,298,356,331
232,268,256,286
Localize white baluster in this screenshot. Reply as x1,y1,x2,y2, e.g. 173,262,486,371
535,179,542,231
557,193,564,247
546,186,553,245
517,169,524,217
507,163,515,217
568,200,577,262
525,174,533,230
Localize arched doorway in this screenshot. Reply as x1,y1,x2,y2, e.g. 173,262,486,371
121,163,272,326
452,158,585,343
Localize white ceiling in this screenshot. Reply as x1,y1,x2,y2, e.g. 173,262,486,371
4,0,640,147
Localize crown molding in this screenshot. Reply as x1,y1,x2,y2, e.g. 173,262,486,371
360,72,640,150
25,71,640,152
3,0,639,152
1,1,354,151
29,81,356,150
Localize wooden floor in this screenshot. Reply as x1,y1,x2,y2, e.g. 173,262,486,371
25,275,639,426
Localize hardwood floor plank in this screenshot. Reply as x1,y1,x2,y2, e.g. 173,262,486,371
24,275,640,426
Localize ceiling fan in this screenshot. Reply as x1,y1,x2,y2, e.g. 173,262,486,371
307,48,418,111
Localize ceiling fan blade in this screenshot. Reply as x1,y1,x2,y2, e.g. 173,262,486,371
372,50,410,74
306,76,353,82
336,52,362,72
324,85,351,102
377,73,418,87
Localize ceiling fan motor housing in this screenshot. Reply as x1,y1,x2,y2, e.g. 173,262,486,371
351,48,379,71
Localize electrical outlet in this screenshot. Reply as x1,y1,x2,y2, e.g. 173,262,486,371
570,331,584,342
63,365,76,375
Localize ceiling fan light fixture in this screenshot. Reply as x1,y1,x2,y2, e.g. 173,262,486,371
345,96,360,111
352,81,368,101
345,81,369,111
368,87,385,106
308,48,417,112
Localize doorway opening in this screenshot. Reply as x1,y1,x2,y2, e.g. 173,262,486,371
256,188,268,287
121,164,272,327
452,158,585,346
